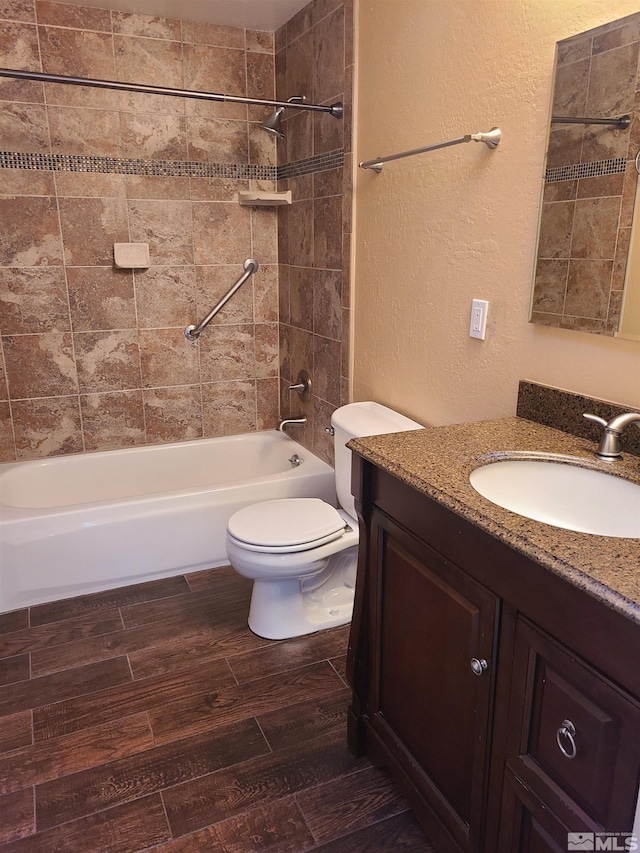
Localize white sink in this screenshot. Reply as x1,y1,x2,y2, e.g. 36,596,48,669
469,458,640,538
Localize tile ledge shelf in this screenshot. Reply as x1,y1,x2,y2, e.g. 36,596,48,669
237,190,292,206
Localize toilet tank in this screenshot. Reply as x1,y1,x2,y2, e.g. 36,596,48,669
331,402,424,520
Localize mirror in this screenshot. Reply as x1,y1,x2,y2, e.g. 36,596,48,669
529,11,640,338
618,181,640,340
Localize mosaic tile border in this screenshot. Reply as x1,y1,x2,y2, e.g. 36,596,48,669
545,156,626,184
278,149,344,179
0,151,277,180
0,148,345,180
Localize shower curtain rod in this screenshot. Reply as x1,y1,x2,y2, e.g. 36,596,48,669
0,68,344,117
359,127,501,172
551,114,630,129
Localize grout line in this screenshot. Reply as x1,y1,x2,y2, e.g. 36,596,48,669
157,787,174,843
253,715,273,754
31,782,36,835
327,657,348,688
145,709,156,747
224,657,239,686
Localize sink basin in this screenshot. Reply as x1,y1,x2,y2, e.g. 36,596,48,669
469,458,640,538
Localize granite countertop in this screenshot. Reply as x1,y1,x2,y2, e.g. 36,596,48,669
349,416,640,625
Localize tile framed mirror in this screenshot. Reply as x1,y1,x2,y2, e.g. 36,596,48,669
529,11,640,340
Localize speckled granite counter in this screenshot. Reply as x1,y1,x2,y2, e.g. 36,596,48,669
349,417,640,624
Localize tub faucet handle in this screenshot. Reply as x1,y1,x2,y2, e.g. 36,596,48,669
287,369,311,403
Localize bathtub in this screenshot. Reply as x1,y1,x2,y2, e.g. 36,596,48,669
0,431,336,613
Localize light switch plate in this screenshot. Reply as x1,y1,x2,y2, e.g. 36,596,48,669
469,299,489,340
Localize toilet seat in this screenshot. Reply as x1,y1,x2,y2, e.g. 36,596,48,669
227,498,348,553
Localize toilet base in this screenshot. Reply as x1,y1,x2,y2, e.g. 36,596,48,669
247,546,358,640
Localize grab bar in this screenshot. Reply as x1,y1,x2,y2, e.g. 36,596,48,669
184,258,258,341
359,127,501,172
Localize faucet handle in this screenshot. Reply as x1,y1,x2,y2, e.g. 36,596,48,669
286,369,311,403
583,413,608,428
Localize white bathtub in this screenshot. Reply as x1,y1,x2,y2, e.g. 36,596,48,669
0,431,336,613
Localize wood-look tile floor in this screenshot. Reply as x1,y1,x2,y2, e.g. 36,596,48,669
0,566,437,852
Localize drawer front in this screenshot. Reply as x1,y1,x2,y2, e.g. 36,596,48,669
506,618,640,829
497,765,595,853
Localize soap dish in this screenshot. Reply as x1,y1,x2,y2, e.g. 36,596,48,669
237,190,292,207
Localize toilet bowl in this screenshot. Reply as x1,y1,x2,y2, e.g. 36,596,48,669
226,402,423,640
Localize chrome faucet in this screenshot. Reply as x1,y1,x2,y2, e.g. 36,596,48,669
583,411,640,460
277,416,307,432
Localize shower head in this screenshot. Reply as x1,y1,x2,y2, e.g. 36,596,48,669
260,95,306,139
260,106,286,138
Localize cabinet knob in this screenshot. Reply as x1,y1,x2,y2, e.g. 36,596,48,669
556,719,577,759
470,658,488,676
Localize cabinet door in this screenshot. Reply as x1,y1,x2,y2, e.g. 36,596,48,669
502,618,640,837
368,511,499,852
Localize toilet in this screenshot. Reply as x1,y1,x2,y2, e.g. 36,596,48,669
226,402,423,639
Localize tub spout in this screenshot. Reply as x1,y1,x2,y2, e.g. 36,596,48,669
277,417,307,432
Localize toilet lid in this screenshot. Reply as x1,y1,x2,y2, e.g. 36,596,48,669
228,498,347,548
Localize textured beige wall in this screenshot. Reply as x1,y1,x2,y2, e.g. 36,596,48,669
353,0,640,426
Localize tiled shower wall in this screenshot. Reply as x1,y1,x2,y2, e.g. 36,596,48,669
531,11,640,334
0,0,280,461
276,0,353,464
0,0,353,464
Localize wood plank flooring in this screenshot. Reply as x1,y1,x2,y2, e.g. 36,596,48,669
0,566,437,852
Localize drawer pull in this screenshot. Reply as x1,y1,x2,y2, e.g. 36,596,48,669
556,719,577,759
470,658,488,676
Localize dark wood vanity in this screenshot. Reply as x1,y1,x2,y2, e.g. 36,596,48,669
346,420,640,853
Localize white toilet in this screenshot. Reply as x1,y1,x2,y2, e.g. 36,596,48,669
226,402,423,639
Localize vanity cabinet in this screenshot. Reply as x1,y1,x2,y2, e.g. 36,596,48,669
347,455,640,853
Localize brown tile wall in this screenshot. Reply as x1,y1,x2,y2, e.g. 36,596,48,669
0,0,282,461
0,0,353,464
275,0,353,465
531,11,640,335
